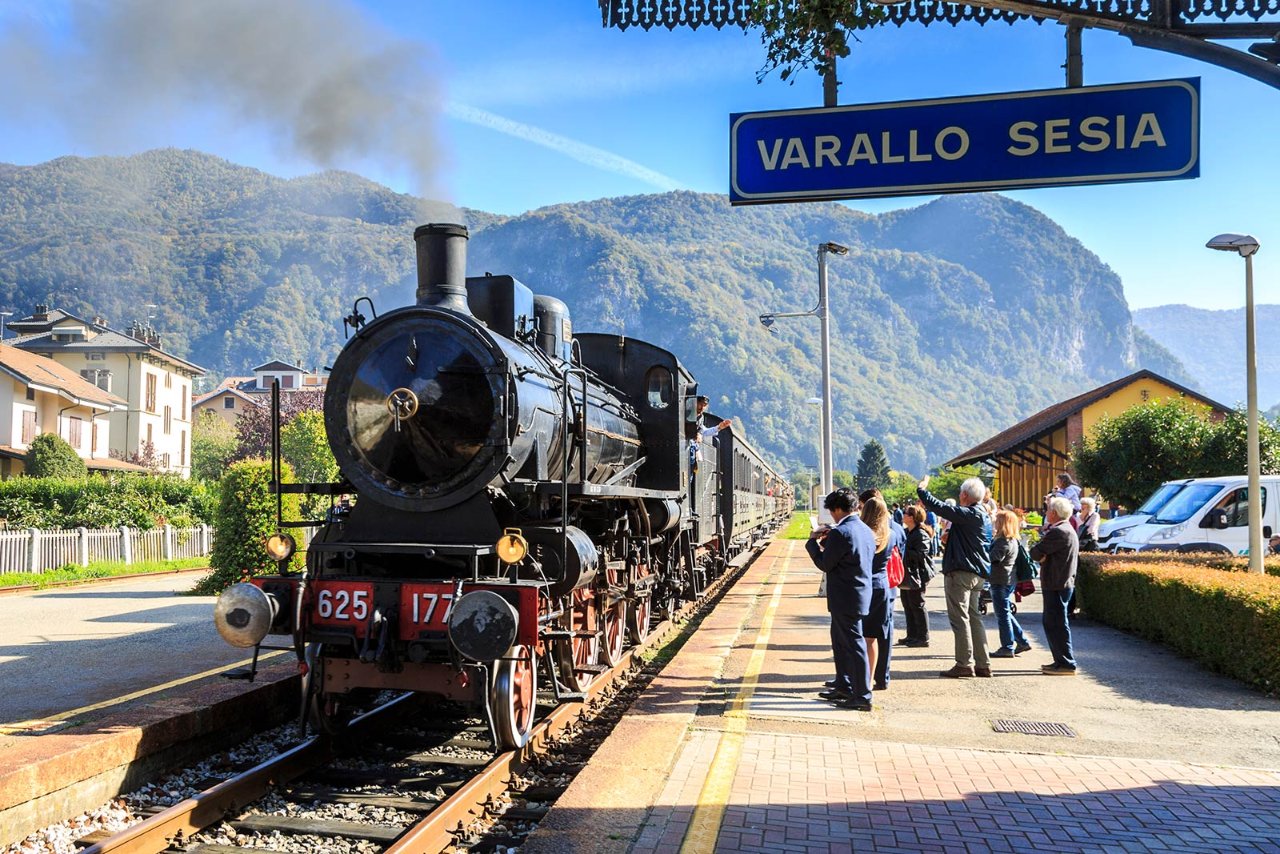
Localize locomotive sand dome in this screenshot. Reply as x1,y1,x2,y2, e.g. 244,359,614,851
324,223,641,512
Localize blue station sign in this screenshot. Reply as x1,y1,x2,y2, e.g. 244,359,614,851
729,79,1200,204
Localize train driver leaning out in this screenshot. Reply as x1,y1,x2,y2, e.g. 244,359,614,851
689,394,731,471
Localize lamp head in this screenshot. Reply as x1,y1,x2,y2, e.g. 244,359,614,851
1206,233,1260,258
822,241,850,256
759,314,776,330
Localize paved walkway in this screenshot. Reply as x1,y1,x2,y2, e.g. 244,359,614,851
0,572,253,728
528,538,1280,854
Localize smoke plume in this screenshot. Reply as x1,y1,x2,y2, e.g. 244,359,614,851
0,0,449,203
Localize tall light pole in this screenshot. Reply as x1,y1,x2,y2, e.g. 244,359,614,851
0,311,12,344
1207,233,1263,572
760,241,849,516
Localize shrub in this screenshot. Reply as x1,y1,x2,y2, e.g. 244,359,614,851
1078,553,1280,693
195,458,301,594
0,474,213,529
25,433,88,479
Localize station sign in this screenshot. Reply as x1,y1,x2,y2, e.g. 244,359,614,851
729,78,1200,205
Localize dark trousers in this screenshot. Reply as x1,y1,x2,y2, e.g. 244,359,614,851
899,585,929,642
874,592,894,687
1042,588,1077,669
829,610,872,704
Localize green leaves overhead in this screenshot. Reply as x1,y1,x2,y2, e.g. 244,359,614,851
748,0,887,86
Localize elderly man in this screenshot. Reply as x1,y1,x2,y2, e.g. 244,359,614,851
805,489,877,711
1032,496,1081,675
917,475,992,678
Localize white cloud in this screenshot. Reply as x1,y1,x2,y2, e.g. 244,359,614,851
446,101,682,192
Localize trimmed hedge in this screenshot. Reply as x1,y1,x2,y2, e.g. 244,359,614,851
0,474,214,529
194,458,301,595
26,433,88,478
1078,553,1280,694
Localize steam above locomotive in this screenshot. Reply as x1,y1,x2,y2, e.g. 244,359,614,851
215,221,791,750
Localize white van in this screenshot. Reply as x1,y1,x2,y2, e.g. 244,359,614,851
1096,479,1193,551
1112,475,1280,555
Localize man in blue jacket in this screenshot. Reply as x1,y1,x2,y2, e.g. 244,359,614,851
917,475,993,678
806,489,877,710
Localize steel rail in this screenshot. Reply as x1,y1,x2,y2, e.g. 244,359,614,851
80,693,418,854
382,534,770,853
79,529,780,854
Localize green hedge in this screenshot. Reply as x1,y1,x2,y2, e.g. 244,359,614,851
1078,553,1280,694
0,474,215,529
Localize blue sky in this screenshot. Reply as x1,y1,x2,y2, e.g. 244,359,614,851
0,0,1276,310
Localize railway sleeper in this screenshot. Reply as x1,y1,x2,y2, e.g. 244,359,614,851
281,787,440,813
230,814,405,842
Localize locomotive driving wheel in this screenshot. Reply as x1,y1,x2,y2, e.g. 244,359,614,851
491,644,537,750
627,563,653,644
600,564,627,666
555,587,600,693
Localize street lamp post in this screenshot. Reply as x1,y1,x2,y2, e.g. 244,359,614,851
1207,233,1263,572
0,312,12,344
760,242,849,513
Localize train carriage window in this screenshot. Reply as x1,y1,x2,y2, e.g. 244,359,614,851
645,366,673,409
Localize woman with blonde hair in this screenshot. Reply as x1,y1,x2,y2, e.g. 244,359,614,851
898,505,935,647
989,509,1031,658
859,491,905,690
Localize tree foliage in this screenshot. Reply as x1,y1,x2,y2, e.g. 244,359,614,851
748,0,886,87
925,464,993,504
195,458,301,594
855,439,891,492
192,411,238,482
234,389,323,461
25,433,88,479
280,410,338,484
1071,399,1280,507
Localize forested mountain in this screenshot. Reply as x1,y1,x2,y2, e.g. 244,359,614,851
1132,304,1280,411
0,149,1189,473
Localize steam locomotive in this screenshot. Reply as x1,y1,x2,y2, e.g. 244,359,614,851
214,223,791,749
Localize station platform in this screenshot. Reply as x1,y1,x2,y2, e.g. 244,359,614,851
526,538,1280,854
0,571,258,730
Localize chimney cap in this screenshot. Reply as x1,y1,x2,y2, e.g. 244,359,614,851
413,223,468,240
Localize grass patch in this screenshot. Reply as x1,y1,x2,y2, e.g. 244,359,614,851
0,557,208,589
779,510,815,540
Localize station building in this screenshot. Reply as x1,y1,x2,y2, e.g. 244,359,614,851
6,306,205,477
945,369,1229,510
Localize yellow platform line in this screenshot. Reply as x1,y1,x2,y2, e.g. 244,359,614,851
679,540,793,854
0,649,290,733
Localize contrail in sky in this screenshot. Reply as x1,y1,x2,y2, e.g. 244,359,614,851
446,102,682,192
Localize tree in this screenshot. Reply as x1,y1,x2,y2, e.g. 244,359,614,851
832,469,854,489
925,464,993,503
748,0,887,104
192,411,238,482
280,410,338,484
881,471,921,507
855,439,891,493
194,458,301,595
110,440,161,473
1072,399,1215,507
1197,409,1280,478
233,389,323,461
25,433,87,479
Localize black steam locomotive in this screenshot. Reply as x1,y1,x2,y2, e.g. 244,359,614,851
214,223,791,749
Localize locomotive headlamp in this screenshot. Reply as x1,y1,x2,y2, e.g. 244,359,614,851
264,532,296,562
495,528,528,564
214,582,278,648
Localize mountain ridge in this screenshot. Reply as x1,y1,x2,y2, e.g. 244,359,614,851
0,148,1193,474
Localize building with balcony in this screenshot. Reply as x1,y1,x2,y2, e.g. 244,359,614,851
0,344,137,478
7,306,205,477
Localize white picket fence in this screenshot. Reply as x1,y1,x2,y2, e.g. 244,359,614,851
0,525,213,574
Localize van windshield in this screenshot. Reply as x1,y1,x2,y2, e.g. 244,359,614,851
1135,483,1186,516
1152,484,1225,524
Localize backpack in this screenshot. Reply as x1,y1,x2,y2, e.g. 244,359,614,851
1015,540,1039,582
887,545,906,589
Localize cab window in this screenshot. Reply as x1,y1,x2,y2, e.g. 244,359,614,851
1215,487,1266,527
645,366,672,409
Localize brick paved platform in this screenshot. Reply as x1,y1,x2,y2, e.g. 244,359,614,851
525,537,1280,854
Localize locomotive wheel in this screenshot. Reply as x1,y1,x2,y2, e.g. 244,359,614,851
491,644,537,750
627,564,653,644
556,589,599,693
600,564,627,667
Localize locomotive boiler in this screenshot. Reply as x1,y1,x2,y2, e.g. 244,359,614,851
214,222,792,749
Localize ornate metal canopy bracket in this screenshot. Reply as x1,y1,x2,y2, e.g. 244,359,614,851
598,0,1280,89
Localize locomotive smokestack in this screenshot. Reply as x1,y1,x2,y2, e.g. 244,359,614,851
413,223,470,313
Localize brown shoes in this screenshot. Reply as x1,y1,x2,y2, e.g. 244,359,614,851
975,667,992,677
939,665,975,678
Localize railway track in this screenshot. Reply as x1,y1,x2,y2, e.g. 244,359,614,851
79,534,774,854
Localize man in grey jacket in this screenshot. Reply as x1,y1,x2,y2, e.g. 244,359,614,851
917,476,992,678
1031,496,1080,675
